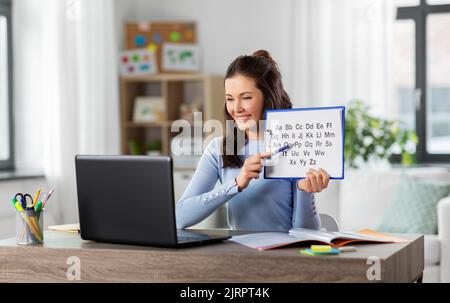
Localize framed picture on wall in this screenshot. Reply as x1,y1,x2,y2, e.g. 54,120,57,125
120,49,158,76
132,96,166,122
162,43,200,72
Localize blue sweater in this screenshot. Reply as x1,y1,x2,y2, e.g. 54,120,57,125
175,137,321,231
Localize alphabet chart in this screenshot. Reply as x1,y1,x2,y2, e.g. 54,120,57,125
264,106,345,179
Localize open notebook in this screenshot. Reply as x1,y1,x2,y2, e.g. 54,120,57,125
230,228,408,251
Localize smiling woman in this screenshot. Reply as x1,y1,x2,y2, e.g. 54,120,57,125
175,50,330,231
222,50,292,168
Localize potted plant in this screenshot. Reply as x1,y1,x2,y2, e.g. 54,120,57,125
147,140,162,156
345,100,418,169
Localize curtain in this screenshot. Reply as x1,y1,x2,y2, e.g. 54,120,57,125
291,0,397,118
13,0,120,224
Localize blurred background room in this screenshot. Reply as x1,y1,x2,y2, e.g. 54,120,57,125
0,0,449,282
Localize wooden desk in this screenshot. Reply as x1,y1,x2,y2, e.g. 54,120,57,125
0,230,423,283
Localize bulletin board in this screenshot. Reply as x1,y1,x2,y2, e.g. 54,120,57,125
125,21,197,73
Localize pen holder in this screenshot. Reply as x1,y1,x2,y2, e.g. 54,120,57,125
16,209,44,245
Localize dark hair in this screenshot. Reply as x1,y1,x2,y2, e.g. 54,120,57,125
222,50,292,168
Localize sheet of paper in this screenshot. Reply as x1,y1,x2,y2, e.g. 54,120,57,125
356,229,409,243
230,232,299,250
289,228,336,243
264,106,345,179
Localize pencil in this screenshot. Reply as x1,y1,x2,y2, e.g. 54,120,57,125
33,188,41,208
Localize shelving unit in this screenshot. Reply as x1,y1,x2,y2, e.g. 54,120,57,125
119,73,225,157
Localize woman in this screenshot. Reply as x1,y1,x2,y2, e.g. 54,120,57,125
176,50,330,231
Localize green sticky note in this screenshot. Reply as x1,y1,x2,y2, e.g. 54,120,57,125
299,248,340,256
170,31,181,42
299,249,315,256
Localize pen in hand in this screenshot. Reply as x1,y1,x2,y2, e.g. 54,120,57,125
268,143,293,159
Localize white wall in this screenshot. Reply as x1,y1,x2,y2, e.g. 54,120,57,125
114,0,137,51
115,0,301,105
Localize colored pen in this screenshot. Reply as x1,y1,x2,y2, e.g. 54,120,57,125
20,197,27,210
43,188,54,208
339,246,357,253
270,144,294,158
35,201,43,213
15,194,26,209
33,188,41,208
11,197,17,208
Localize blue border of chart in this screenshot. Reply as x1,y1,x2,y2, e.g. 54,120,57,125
264,106,346,180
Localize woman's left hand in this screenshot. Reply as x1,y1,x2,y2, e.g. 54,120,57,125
297,168,330,193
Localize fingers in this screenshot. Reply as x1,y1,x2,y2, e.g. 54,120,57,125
242,170,260,179
300,177,313,192
247,153,271,166
304,169,330,192
309,169,324,190
319,168,330,188
248,155,264,165
248,172,260,179
307,172,319,192
248,163,263,173
299,169,330,193
258,152,272,159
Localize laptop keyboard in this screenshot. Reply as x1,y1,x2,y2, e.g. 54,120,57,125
177,230,211,242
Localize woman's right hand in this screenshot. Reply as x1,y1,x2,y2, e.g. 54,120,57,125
235,153,272,191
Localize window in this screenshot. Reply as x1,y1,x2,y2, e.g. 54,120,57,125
0,0,12,170
394,0,450,162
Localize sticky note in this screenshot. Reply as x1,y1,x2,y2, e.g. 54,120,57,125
170,31,181,42
148,43,157,54
153,33,162,44
300,249,315,256
138,22,150,32
311,245,332,253
135,35,147,47
185,30,193,40
299,248,340,256
312,248,340,255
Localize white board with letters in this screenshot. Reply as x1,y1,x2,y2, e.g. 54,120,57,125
264,106,345,179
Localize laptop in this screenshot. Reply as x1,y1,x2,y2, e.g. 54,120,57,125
75,155,230,247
